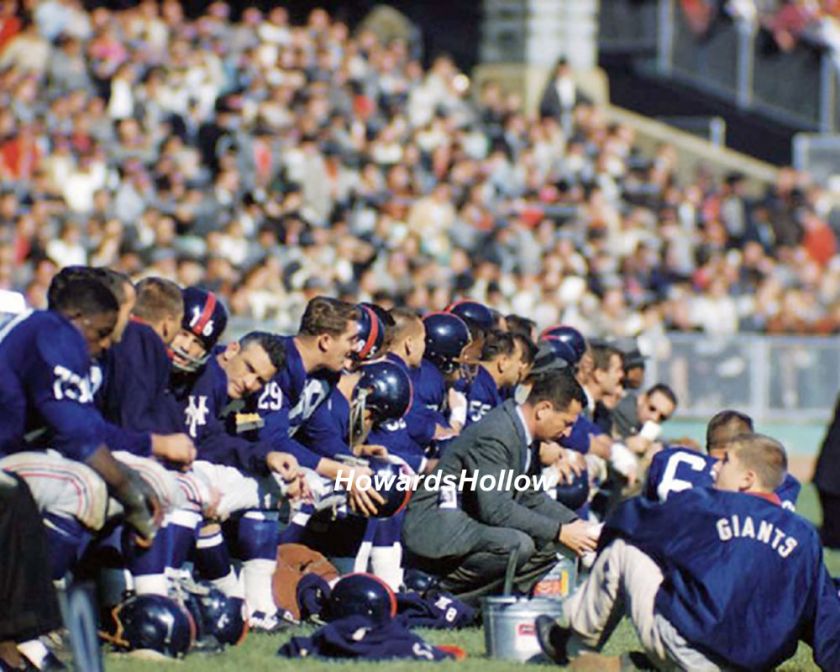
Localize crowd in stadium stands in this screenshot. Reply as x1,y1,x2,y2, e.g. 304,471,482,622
687,0,840,63
1,0,839,338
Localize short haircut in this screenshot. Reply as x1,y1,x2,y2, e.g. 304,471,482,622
646,383,677,408
49,276,118,317
299,296,359,338
133,277,184,323
591,343,622,372
480,329,516,361
505,314,536,339
727,433,787,491
48,265,127,309
527,368,587,412
513,333,537,366
462,321,487,345
240,331,286,371
99,268,133,305
385,307,422,348
706,409,753,453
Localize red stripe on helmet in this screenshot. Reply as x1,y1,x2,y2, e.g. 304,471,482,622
539,324,564,341
358,306,379,360
344,573,398,618
192,292,217,336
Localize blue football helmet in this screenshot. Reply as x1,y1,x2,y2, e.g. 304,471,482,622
422,312,471,375
174,287,229,372
366,456,413,518
353,304,386,363
554,469,590,510
402,568,440,596
349,361,413,448
103,594,194,658
445,300,495,332
540,336,579,368
327,573,397,626
539,325,586,364
183,585,248,648
354,361,413,423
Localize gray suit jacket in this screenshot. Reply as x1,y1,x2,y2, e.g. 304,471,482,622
403,399,578,559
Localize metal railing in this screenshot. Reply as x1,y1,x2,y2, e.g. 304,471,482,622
600,0,840,133
644,332,840,423
226,316,840,424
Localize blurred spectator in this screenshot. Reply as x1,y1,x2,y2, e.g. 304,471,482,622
0,0,834,339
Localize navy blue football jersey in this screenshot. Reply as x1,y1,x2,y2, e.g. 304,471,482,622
170,354,274,475
249,336,332,470
603,489,840,670
560,415,606,454
461,366,502,427
646,446,801,510
412,358,446,416
0,310,105,461
386,354,437,449
296,387,351,460
97,319,181,434
367,419,426,473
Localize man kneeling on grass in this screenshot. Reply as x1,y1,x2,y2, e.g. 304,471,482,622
537,433,840,671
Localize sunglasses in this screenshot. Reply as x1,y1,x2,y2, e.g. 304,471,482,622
647,403,671,423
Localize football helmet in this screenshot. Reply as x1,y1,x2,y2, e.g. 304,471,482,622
445,300,494,332
554,469,589,510
366,456,413,518
183,584,248,648
422,312,470,375
102,594,194,658
173,287,229,372
539,325,586,365
326,573,397,626
353,304,386,363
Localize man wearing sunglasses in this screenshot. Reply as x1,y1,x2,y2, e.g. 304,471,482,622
613,383,678,442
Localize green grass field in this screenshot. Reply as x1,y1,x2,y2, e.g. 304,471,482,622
105,484,839,672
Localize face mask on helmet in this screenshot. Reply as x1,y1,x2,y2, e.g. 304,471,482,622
349,362,413,447
101,593,195,659
173,288,229,373
182,583,248,649
171,333,211,374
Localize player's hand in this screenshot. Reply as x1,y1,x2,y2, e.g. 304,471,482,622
626,435,652,456
556,448,585,484
204,485,222,520
434,424,457,440
115,466,163,547
347,468,385,517
292,473,312,502
448,389,467,428
151,433,197,466
558,520,599,556
539,440,564,467
266,451,299,482
353,444,388,458
589,434,613,459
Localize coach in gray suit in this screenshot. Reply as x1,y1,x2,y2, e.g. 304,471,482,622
403,370,597,603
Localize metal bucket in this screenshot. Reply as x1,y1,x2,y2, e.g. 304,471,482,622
481,544,572,662
482,595,565,662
